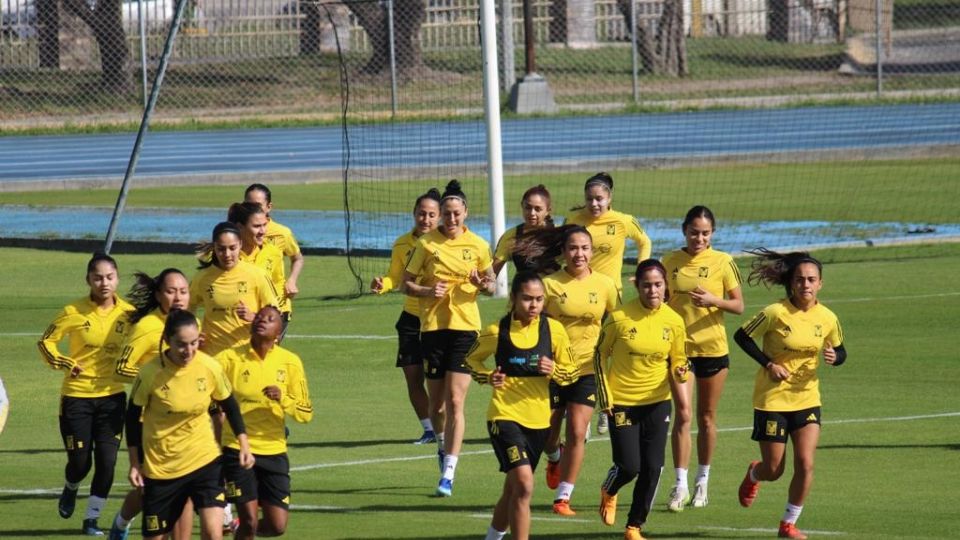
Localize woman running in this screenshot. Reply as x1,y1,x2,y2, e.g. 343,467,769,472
229,202,292,331
217,305,313,540
466,271,578,540
595,260,689,540
564,172,652,435
512,225,619,515
734,249,846,540
190,221,279,356
244,183,305,326
126,309,254,540
39,252,134,536
662,206,744,511
492,185,559,277
402,179,496,497
110,268,193,540
371,188,442,444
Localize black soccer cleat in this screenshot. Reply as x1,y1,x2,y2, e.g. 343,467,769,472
58,485,78,519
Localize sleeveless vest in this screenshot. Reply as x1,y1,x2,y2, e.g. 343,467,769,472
494,314,553,377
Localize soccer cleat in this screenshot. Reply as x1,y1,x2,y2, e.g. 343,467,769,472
778,521,808,539
435,477,453,497
599,488,617,526
81,518,104,536
414,430,437,445
107,518,130,540
691,483,708,508
58,485,78,519
552,499,576,516
667,486,690,513
225,517,240,534
738,460,761,508
624,525,645,540
437,449,446,473
596,413,609,434
545,444,563,489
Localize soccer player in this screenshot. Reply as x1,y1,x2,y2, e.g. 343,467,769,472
244,183,305,326
515,225,619,516
564,172,651,435
371,188,442,445
110,268,193,540
661,206,744,511
228,202,292,332
466,271,578,540
402,179,496,497
492,184,559,277
734,249,846,540
38,252,135,536
126,309,254,540
217,305,313,540
594,260,689,540
190,221,279,356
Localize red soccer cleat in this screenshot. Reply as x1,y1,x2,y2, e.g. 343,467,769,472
738,460,761,508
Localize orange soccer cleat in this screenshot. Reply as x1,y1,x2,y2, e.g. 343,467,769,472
738,460,761,508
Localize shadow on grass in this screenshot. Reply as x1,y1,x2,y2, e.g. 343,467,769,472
287,436,489,449
335,534,719,540
0,528,78,537
0,448,61,455
701,52,845,72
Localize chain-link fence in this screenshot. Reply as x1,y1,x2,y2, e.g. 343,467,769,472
1,0,958,126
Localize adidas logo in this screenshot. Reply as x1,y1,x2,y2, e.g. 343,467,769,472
806,413,817,422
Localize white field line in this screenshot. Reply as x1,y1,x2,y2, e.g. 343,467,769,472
468,512,596,524
2,289,958,341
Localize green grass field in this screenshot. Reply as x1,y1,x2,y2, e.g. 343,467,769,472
1,243,958,539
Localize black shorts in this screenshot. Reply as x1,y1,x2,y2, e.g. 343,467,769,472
421,329,477,380
690,355,730,378
142,458,225,536
222,448,291,509
550,374,597,409
59,392,125,454
488,420,549,473
394,311,423,368
751,407,822,443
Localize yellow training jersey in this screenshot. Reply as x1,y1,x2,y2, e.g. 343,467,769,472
493,225,519,264
740,299,843,412
216,344,313,455
404,227,493,332
115,309,166,380
264,219,301,259
663,247,742,357
376,230,420,316
543,268,620,374
130,351,232,480
39,295,135,398
239,243,290,315
594,299,687,409
466,316,577,429
564,209,652,292
190,261,279,356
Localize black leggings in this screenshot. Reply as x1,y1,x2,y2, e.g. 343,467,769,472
601,400,671,528
59,393,125,498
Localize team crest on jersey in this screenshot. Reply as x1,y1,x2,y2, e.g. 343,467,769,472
782,325,792,337
145,515,161,532
461,249,473,261
662,327,671,341
698,266,709,278
197,377,207,392
114,320,126,334
160,383,170,398
766,420,779,436
241,369,250,383
606,224,616,235
814,324,823,337
238,281,248,294
507,446,522,463
597,243,612,254
276,369,287,383
671,268,679,281
558,292,568,304
614,411,630,427
588,292,598,304
206,286,215,299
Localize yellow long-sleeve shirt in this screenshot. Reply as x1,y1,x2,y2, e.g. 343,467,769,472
377,230,420,315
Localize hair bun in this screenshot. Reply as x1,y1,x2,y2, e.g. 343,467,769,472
442,179,467,202
425,188,442,201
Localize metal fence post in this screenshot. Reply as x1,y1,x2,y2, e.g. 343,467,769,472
386,0,398,117
630,0,638,103
501,0,516,92
138,0,148,110
875,0,883,96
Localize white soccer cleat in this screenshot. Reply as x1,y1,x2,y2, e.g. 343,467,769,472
691,483,708,508
596,413,609,435
667,486,690,513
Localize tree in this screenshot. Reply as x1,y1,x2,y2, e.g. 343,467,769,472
345,0,426,75
62,0,132,92
618,0,687,76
